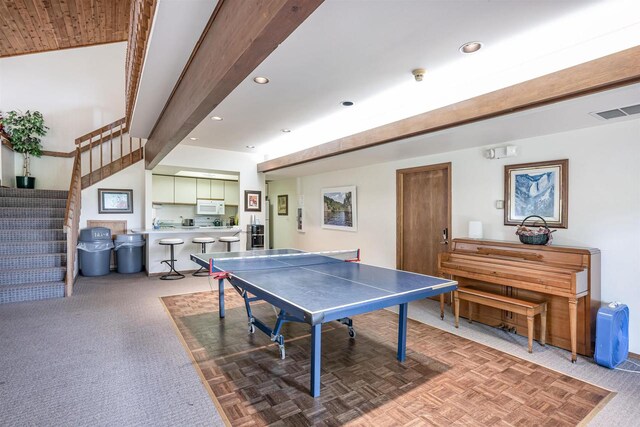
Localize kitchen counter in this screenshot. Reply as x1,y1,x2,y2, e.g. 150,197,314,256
134,226,243,275
131,226,241,234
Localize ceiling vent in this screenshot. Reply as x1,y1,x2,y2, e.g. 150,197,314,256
590,103,640,120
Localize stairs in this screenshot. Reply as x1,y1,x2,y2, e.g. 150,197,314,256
0,188,68,303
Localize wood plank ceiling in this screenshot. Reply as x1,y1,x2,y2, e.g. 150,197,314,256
0,0,131,58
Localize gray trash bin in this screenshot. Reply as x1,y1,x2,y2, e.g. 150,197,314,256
77,227,113,276
114,234,145,273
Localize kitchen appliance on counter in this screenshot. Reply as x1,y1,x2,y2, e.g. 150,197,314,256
247,224,264,250
213,218,223,226
196,199,225,215
182,218,194,226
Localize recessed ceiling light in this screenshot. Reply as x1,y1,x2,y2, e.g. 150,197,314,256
189,137,198,141
459,41,483,54
246,145,255,149
253,76,270,84
281,129,291,133
341,101,354,107
211,116,223,121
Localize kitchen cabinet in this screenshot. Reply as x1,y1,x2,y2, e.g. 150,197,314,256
196,179,210,199
152,175,174,204
174,177,197,204
224,181,239,205
210,180,225,199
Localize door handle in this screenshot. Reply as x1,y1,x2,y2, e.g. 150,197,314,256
440,228,449,245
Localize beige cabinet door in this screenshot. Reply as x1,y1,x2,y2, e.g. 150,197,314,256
196,179,210,199
174,177,197,204
152,175,174,204
210,180,225,199
224,181,239,205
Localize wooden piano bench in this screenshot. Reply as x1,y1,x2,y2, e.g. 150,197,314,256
454,288,547,354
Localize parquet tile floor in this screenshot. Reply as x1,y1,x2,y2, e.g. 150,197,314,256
162,291,612,426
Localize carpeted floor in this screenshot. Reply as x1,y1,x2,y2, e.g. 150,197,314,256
1,272,639,426
0,273,225,427
163,290,613,426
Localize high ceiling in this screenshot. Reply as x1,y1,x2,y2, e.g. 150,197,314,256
180,1,639,158
131,0,640,176
0,0,130,58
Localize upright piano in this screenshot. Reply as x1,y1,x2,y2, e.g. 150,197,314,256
438,238,601,361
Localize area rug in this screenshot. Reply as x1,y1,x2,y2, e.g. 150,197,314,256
161,291,613,426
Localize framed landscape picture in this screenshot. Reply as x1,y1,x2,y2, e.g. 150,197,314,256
98,189,133,214
321,186,357,231
504,159,568,228
277,195,288,215
244,190,261,212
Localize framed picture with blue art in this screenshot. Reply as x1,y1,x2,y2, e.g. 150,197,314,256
321,186,357,231
504,159,568,228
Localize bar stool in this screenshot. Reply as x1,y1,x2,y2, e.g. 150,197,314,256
219,236,240,252
192,237,215,276
159,238,185,280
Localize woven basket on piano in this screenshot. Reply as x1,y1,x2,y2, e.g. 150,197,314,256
515,215,554,245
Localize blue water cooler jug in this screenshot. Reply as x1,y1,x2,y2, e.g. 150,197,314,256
594,302,629,368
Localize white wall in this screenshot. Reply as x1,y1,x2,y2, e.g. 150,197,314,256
271,119,640,352
267,179,298,248
0,144,14,186
154,145,265,250
0,42,126,189
80,161,146,231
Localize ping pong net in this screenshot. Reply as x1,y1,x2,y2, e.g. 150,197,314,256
209,249,360,275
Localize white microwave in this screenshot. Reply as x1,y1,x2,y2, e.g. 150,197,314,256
196,199,225,215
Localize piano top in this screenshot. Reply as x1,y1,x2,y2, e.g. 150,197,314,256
452,238,600,255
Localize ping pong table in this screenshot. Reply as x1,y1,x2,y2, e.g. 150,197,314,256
190,248,457,397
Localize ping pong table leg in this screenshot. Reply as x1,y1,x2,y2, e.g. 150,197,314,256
310,323,321,397
218,278,225,318
397,303,408,362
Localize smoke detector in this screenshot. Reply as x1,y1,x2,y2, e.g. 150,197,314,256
412,68,426,82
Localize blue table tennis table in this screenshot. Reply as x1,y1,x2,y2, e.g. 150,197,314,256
190,248,457,397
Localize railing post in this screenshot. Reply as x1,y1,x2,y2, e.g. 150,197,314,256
89,139,93,186
110,127,114,165
120,125,124,168
99,131,103,180
129,135,133,164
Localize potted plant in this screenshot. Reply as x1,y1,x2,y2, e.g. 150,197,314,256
2,110,48,189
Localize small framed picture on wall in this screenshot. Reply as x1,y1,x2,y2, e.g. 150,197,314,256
98,189,133,214
244,190,262,212
277,195,288,215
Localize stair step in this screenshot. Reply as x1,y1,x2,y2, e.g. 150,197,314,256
0,282,65,304
0,207,65,218
0,230,66,242
0,267,66,286
0,240,67,255
0,218,65,229
0,253,66,270
0,188,68,199
0,197,67,208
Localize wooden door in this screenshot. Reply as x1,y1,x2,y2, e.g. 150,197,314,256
396,163,451,276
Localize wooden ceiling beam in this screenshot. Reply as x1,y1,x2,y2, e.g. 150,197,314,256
257,46,640,173
143,0,324,169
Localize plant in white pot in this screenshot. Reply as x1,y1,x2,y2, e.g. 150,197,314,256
2,110,48,189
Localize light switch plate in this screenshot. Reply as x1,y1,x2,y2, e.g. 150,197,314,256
496,200,504,209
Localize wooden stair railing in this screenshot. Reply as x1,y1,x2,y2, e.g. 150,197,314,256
62,118,145,296
75,118,145,189
63,147,82,297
